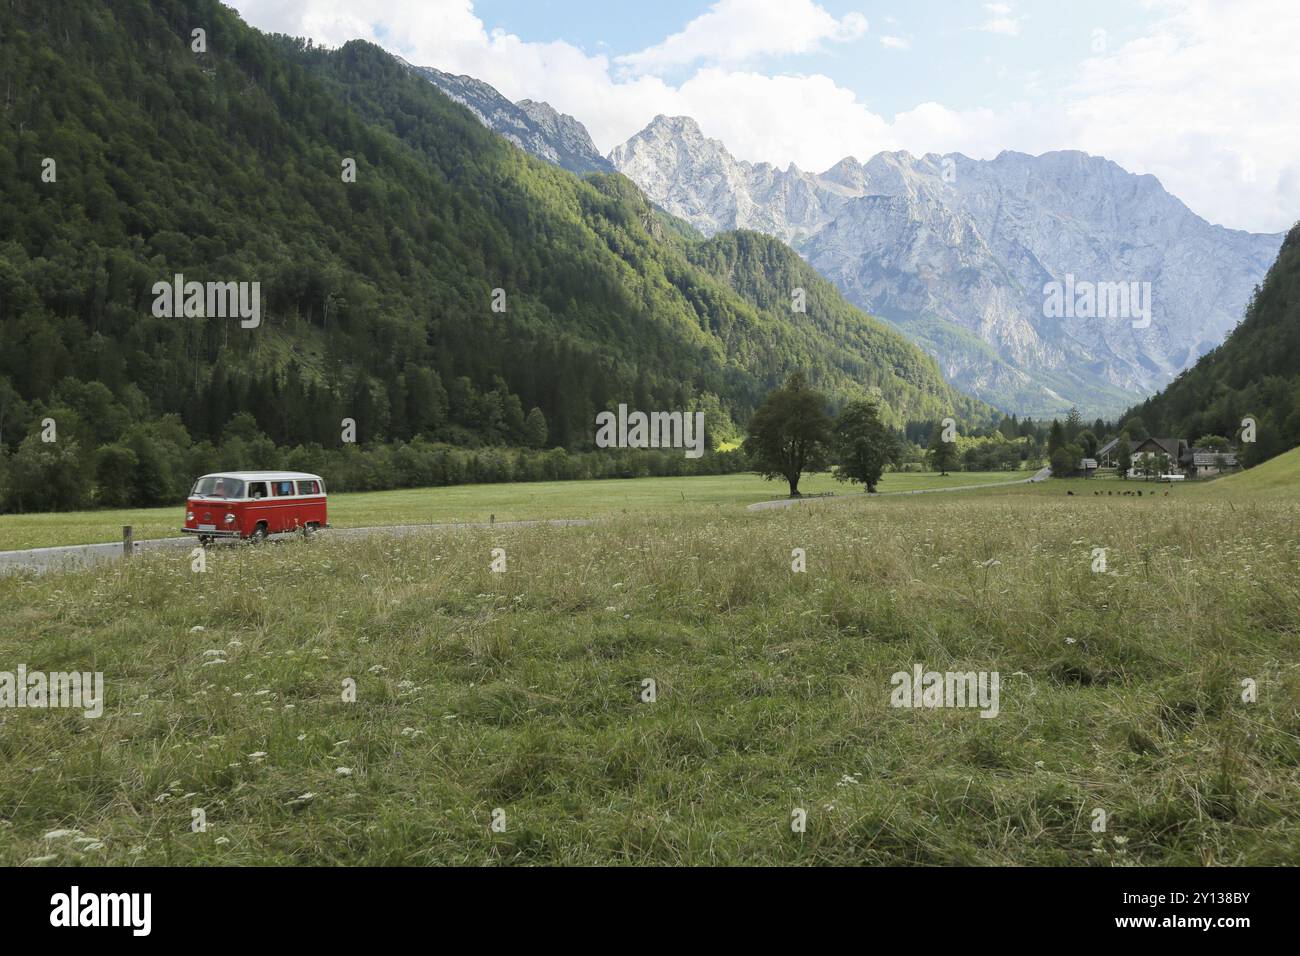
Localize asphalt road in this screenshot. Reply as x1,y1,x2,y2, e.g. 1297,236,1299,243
2,470,1053,574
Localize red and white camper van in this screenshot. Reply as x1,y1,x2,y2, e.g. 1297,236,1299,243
180,471,328,545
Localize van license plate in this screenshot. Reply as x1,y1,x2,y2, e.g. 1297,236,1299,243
199,524,217,532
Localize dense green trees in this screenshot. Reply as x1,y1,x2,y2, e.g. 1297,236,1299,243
685,231,993,430
4,435,85,512
1130,223,1300,463
0,0,994,513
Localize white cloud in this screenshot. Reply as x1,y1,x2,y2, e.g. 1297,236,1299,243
1062,0,1300,232
615,0,867,74
879,35,911,50
979,3,1022,36
228,0,1300,233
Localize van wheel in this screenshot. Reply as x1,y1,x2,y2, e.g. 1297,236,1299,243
249,523,268,545
198,535,214,548
302,523,318,540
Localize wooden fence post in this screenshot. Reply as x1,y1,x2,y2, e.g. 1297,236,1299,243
123,525,133,558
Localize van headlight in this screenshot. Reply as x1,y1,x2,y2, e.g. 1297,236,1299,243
186,511,195,521
224,513,237,524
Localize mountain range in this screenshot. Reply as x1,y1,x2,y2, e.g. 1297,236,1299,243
0,0,989,508
414,66,1285,419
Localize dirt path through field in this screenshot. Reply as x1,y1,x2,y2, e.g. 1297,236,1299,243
745,466,1052,511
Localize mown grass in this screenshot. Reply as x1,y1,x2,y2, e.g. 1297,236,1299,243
1,489,1297,865
0,471,1023,551
1198,446,1300,495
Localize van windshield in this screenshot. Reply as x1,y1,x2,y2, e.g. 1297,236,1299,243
191,477,246,499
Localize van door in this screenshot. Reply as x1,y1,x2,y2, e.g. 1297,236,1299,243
296,479,325,530
246,481,270,535
269,479,297,532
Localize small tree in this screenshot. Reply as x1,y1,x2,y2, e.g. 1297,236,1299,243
1047,419,1066,455
1154,451,1172,479
1050,446,1075,477
833,400,899,493
523,407,548,449
1065,406,1083,442
1137,450,1169,481
1115,432,1133,478
744,372,832,496
1133,451,1150,480
927,426,959,476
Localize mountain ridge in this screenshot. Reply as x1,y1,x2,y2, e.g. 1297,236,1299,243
610,114,1285,418
411,64,614,176
409,72,1284,419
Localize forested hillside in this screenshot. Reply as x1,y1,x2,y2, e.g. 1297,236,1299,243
0,0,991,511
1130,223,1300,465
685,230,990,426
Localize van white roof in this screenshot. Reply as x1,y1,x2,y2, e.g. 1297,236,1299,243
198,472,324,483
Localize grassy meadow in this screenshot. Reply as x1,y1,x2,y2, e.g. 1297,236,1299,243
2,465,1298,865
0,470,1024,552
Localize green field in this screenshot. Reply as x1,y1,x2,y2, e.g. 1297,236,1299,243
1202,446,1300,494
0,470,1025,552
1,463,1297,866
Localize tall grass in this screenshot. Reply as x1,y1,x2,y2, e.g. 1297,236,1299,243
1,493,1297,865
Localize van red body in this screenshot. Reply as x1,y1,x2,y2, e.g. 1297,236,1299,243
180,472,328,544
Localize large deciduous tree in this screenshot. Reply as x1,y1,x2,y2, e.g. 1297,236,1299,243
833,400,898,493
745,373,832,497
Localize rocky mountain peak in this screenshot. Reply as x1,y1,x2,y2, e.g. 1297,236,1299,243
608,114,1285,417
412,65,612,175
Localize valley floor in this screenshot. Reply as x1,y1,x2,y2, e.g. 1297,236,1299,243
1,476,1297,865
0,471,1020,552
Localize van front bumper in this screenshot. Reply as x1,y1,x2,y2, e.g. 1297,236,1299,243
180,528,241,538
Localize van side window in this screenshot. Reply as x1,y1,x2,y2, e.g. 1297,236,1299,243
297,480,320,495
272,480,296,497
248,482,268,500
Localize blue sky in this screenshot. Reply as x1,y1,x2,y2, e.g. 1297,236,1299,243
470,0,1147,117
233,1,1299,232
